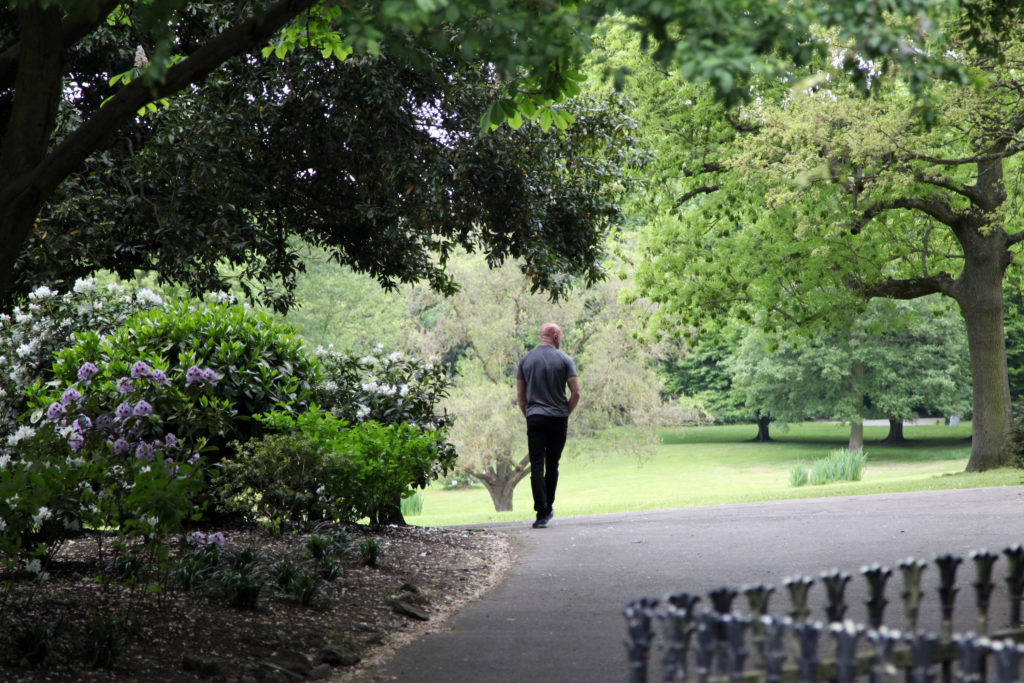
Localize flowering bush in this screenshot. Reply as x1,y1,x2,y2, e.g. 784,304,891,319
47,298,319,456
0,279,164,453
314,344,453,432
1,358,226,587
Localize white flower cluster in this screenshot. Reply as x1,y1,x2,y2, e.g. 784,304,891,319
0,278,166,452
360,380,410,397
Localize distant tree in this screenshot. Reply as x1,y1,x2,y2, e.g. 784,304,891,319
638,11,1024,470
412,252,697,511
727,298,971,450
274,246,411,354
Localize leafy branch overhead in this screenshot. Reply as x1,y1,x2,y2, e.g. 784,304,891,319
1,0,1009,307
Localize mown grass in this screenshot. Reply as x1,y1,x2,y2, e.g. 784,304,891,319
410,420,1022,527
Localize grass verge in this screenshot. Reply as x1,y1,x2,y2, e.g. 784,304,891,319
410,420,1022,527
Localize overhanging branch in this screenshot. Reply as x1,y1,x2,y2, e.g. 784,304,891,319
0,0,318,219
864,274,957,299
853,196,960,235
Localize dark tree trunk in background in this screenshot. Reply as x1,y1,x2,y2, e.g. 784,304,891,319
885,418,906,443
750,412,772,442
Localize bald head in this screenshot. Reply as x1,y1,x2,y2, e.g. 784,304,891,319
539,322,562,349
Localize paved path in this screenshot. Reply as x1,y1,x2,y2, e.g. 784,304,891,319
363,486,1024,682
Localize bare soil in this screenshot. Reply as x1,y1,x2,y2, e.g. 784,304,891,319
0,522,512,682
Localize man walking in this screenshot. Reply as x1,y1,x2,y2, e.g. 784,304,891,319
516,322,581,529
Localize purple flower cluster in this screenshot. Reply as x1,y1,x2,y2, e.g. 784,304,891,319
40,360,216,471
185,365,219,387
77,362,99,383
188,530,225,547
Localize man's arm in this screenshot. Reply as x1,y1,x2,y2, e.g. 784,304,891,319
517,378,528,417
567,376,581,415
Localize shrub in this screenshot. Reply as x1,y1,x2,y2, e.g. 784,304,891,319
0,279,164,453
84,616,124,669
359,538,380,567
17,358,222,536
314,345,453,432
807,449,867,485
214,434,335,526
47,299,319,457
217,407,455,527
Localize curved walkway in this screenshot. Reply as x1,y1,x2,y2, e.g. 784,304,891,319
356,486,1024,682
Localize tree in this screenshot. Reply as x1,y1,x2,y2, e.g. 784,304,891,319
639,11,1024,470
727,299,971,451
412,251,696,511
1,0,996,307
12,20,620,310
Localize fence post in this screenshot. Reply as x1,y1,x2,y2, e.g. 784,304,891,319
970,550,998,636
907,631,939,683
822,570,853,623
863,564,893,630
625,597,658,683
1003,545,1024,627
953,633,984,683
793,620,823,683
935,554,962,643
830,620,864,683
867,627,900,683
899,558,928,632
660,593,700,683
759,615,790,683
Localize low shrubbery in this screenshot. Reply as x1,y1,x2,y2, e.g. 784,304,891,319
0,282,458,676
790,448,867,487
217,407,453,528
1,282,455,622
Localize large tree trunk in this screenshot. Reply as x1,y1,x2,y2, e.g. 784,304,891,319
956,212,1012,471
473,455,530,512
750,411,772,442
884,418,906,443
848,421,864,452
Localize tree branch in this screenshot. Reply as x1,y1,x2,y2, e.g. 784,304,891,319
681,162,724,177
0,0,122,92
853,196,961,235
864,274,957,299
675,184,721,206
897,143,1024,167
913,172,976,202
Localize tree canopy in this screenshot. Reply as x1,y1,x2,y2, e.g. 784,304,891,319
1,0,1006,308
635,7,1024,470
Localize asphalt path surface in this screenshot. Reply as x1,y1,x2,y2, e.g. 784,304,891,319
366,486,1024,682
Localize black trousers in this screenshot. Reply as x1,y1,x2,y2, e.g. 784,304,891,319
526,414,568,516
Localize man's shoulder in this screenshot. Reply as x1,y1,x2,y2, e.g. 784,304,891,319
522,345,575,366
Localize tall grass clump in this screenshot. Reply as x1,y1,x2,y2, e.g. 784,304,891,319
789,463,810,487
401,491,424,517
808,448,867,485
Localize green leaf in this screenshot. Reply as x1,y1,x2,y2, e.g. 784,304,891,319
539,109,552,132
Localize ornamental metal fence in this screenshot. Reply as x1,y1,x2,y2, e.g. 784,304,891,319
624,545,1024,682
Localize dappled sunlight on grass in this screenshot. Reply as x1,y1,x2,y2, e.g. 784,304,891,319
411,421,1021,527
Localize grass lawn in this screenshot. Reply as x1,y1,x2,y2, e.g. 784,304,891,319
408,421,1023,527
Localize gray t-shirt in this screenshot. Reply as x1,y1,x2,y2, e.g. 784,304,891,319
516,345,578,417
